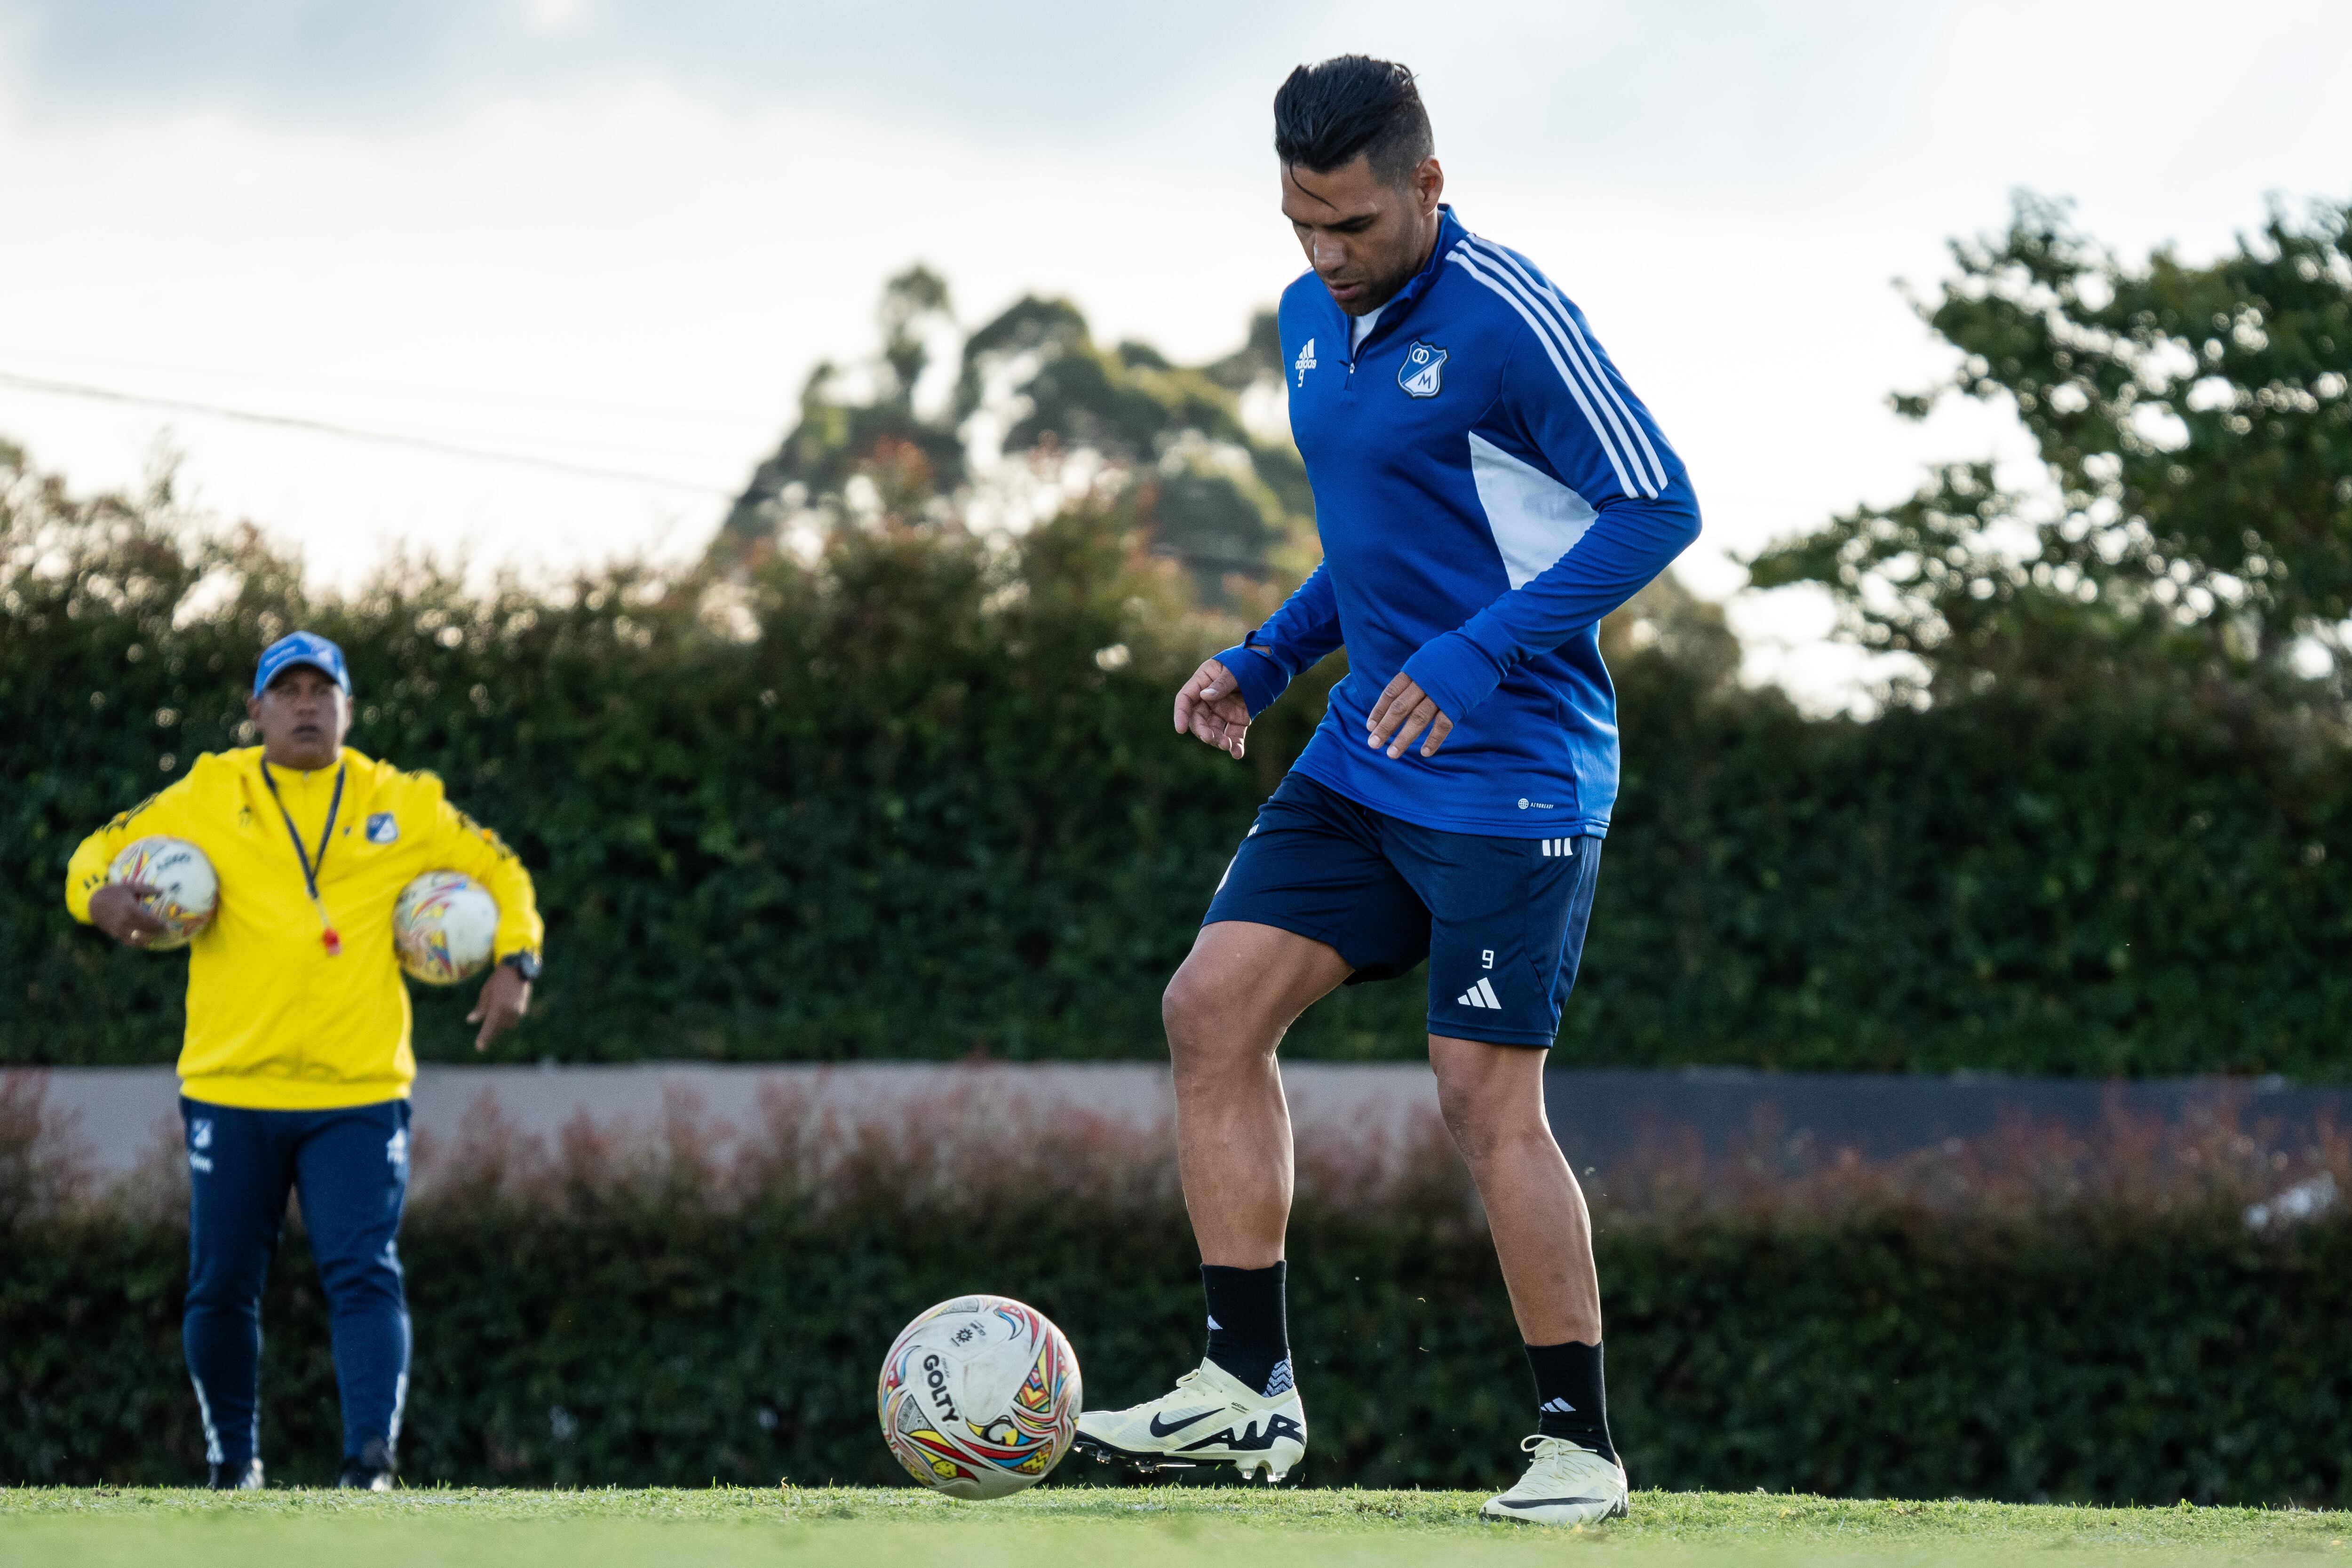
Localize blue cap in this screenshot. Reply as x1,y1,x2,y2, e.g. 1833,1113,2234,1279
254,631,352,695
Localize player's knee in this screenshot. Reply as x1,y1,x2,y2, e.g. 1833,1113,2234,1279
1435,1090,1499,1162
1432,1068,1538,1164
1161,963,1222,1051
1162,963,1264,1075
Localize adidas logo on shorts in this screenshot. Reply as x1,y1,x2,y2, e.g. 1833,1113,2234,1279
1457,977,1503,1009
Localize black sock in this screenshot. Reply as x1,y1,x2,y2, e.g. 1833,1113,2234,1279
1526,1339,1615,1460
1201,1262,1291,1396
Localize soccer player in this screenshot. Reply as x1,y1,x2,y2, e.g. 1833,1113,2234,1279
65,631,544,1490
1072,58,1700,1523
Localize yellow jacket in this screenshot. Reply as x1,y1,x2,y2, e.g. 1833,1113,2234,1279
65,746,542,1110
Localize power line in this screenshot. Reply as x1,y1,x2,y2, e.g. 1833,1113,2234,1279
0,369,740,497
0,346,752,425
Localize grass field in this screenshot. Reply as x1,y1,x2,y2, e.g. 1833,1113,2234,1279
3,1485,2346,1565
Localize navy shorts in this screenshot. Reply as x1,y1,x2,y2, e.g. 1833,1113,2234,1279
1202,772,1603,1048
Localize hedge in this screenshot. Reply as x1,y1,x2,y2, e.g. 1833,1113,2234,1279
8,466,2352,1075
6,1089,2350,1503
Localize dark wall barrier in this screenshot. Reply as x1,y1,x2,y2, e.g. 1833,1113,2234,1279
6,1088,2349,1503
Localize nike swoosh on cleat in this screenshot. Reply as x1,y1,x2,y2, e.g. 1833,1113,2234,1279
1494,1495,1611,1509
1146,1409,1219,1438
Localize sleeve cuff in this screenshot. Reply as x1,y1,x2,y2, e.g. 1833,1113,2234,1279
1401,628,1511,724
1211,644,1292,718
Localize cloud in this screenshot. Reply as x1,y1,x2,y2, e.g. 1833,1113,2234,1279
4,0,2346,712
0,0,1340,136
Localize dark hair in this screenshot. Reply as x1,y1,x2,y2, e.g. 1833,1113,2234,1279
1272,56,1433,185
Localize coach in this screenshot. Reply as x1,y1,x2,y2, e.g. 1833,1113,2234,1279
65,631,543,1490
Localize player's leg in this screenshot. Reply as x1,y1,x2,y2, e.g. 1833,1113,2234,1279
1077,774,1426,1481
290,1099,413,1490
1167,917,1352,1272
1430,1037,1599,1343
1405,828,1626,1523
180,1098,296,1489
1430,1034,1626,1521
1074,921,1345,1481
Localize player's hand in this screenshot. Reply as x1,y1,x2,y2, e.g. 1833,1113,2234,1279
90,882,173,948
1173,657,1252,760
468,963,532,1051
1366,673,1456,759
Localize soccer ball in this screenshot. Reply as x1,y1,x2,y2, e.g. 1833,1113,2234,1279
107,836,219,950
877,1295,1082,1499
392,871,500,984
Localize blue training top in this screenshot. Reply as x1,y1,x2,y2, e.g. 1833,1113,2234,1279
1213,205,1701,838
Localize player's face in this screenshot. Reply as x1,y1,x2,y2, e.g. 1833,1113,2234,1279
1281,154,1445,317
249,665,351,771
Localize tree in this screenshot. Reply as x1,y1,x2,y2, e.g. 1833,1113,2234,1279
1752,196,2352,710
719,266,966,542
718,271,1308,606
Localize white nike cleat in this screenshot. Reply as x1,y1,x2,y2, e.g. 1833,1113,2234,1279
1073,1358,1307,1483
1480,1434,1629,1525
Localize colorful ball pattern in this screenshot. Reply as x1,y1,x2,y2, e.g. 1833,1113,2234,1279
876,1294,1082,1499
392,871,500,985
106,836,219,951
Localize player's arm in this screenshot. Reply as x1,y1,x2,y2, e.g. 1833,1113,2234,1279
66,776,202,946
1371,317,1702,757
417,785,545,1050
1176,562,1343,760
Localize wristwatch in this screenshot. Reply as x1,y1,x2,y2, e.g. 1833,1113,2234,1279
499,950,542,982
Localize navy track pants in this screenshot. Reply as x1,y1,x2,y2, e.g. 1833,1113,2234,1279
180,1096,413,1468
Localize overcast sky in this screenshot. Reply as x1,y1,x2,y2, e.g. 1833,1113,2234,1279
1,1,2344,704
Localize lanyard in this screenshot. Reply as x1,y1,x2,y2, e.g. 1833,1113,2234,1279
261,760,347,956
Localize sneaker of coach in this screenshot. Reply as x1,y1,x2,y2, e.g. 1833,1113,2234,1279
337,1437,397,1492
1480,1434,1629,1526
1073,1357,1307,1483
206,1457,264,1491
